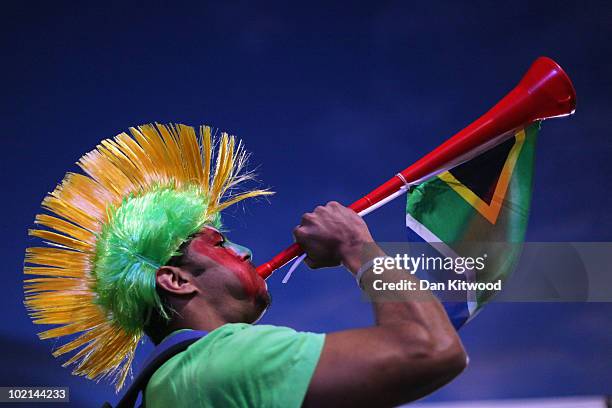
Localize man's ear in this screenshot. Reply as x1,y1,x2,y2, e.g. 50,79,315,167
155,266,200,296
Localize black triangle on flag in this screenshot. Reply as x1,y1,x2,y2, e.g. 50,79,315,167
447,136,516,205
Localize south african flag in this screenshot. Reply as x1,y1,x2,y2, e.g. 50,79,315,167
406,123,539,328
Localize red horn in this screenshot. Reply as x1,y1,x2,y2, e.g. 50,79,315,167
257,56,577,279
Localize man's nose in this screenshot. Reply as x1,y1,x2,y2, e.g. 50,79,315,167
226,241,253,262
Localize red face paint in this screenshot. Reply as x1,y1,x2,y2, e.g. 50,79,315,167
189,227,267,300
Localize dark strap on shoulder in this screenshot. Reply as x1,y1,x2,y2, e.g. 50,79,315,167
107,330,207,408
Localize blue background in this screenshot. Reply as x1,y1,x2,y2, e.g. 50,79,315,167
1,1,611,406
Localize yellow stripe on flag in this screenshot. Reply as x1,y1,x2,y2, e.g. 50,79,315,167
437,129,526,224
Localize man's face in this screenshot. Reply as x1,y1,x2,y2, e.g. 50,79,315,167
185,226,270,321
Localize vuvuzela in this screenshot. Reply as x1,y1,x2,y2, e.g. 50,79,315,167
257,56,577,279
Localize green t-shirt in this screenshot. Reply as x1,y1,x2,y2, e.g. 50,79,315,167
145,323,325,407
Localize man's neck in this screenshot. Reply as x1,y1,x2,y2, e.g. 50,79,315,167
172,301,234,333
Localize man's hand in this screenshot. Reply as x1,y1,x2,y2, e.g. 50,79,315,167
292,201,375,272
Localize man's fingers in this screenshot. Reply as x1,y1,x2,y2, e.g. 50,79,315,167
304,256,318,269
293,224,314,243
326,200,342,208
300,212,315,225
293,225,308,242
293,228,321,268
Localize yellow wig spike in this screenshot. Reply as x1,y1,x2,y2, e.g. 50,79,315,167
24,123,272,391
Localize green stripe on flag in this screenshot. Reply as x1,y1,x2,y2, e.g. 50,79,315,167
406,122,539,313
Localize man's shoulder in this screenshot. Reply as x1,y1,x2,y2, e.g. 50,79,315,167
146,324,326,406
150,323,323,381
213,323,304,336
190,323,320,350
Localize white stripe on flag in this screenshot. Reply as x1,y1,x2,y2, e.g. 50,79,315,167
405,213,478,315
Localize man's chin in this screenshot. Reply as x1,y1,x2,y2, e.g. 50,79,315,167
256,288,271,310
251,290,271,323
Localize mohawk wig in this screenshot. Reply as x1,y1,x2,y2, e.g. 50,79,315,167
24,123,271,390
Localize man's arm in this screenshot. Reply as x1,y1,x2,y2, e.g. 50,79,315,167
294,201,467,408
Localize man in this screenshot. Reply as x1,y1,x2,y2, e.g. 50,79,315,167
144,201,466,407
24,123,466,407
